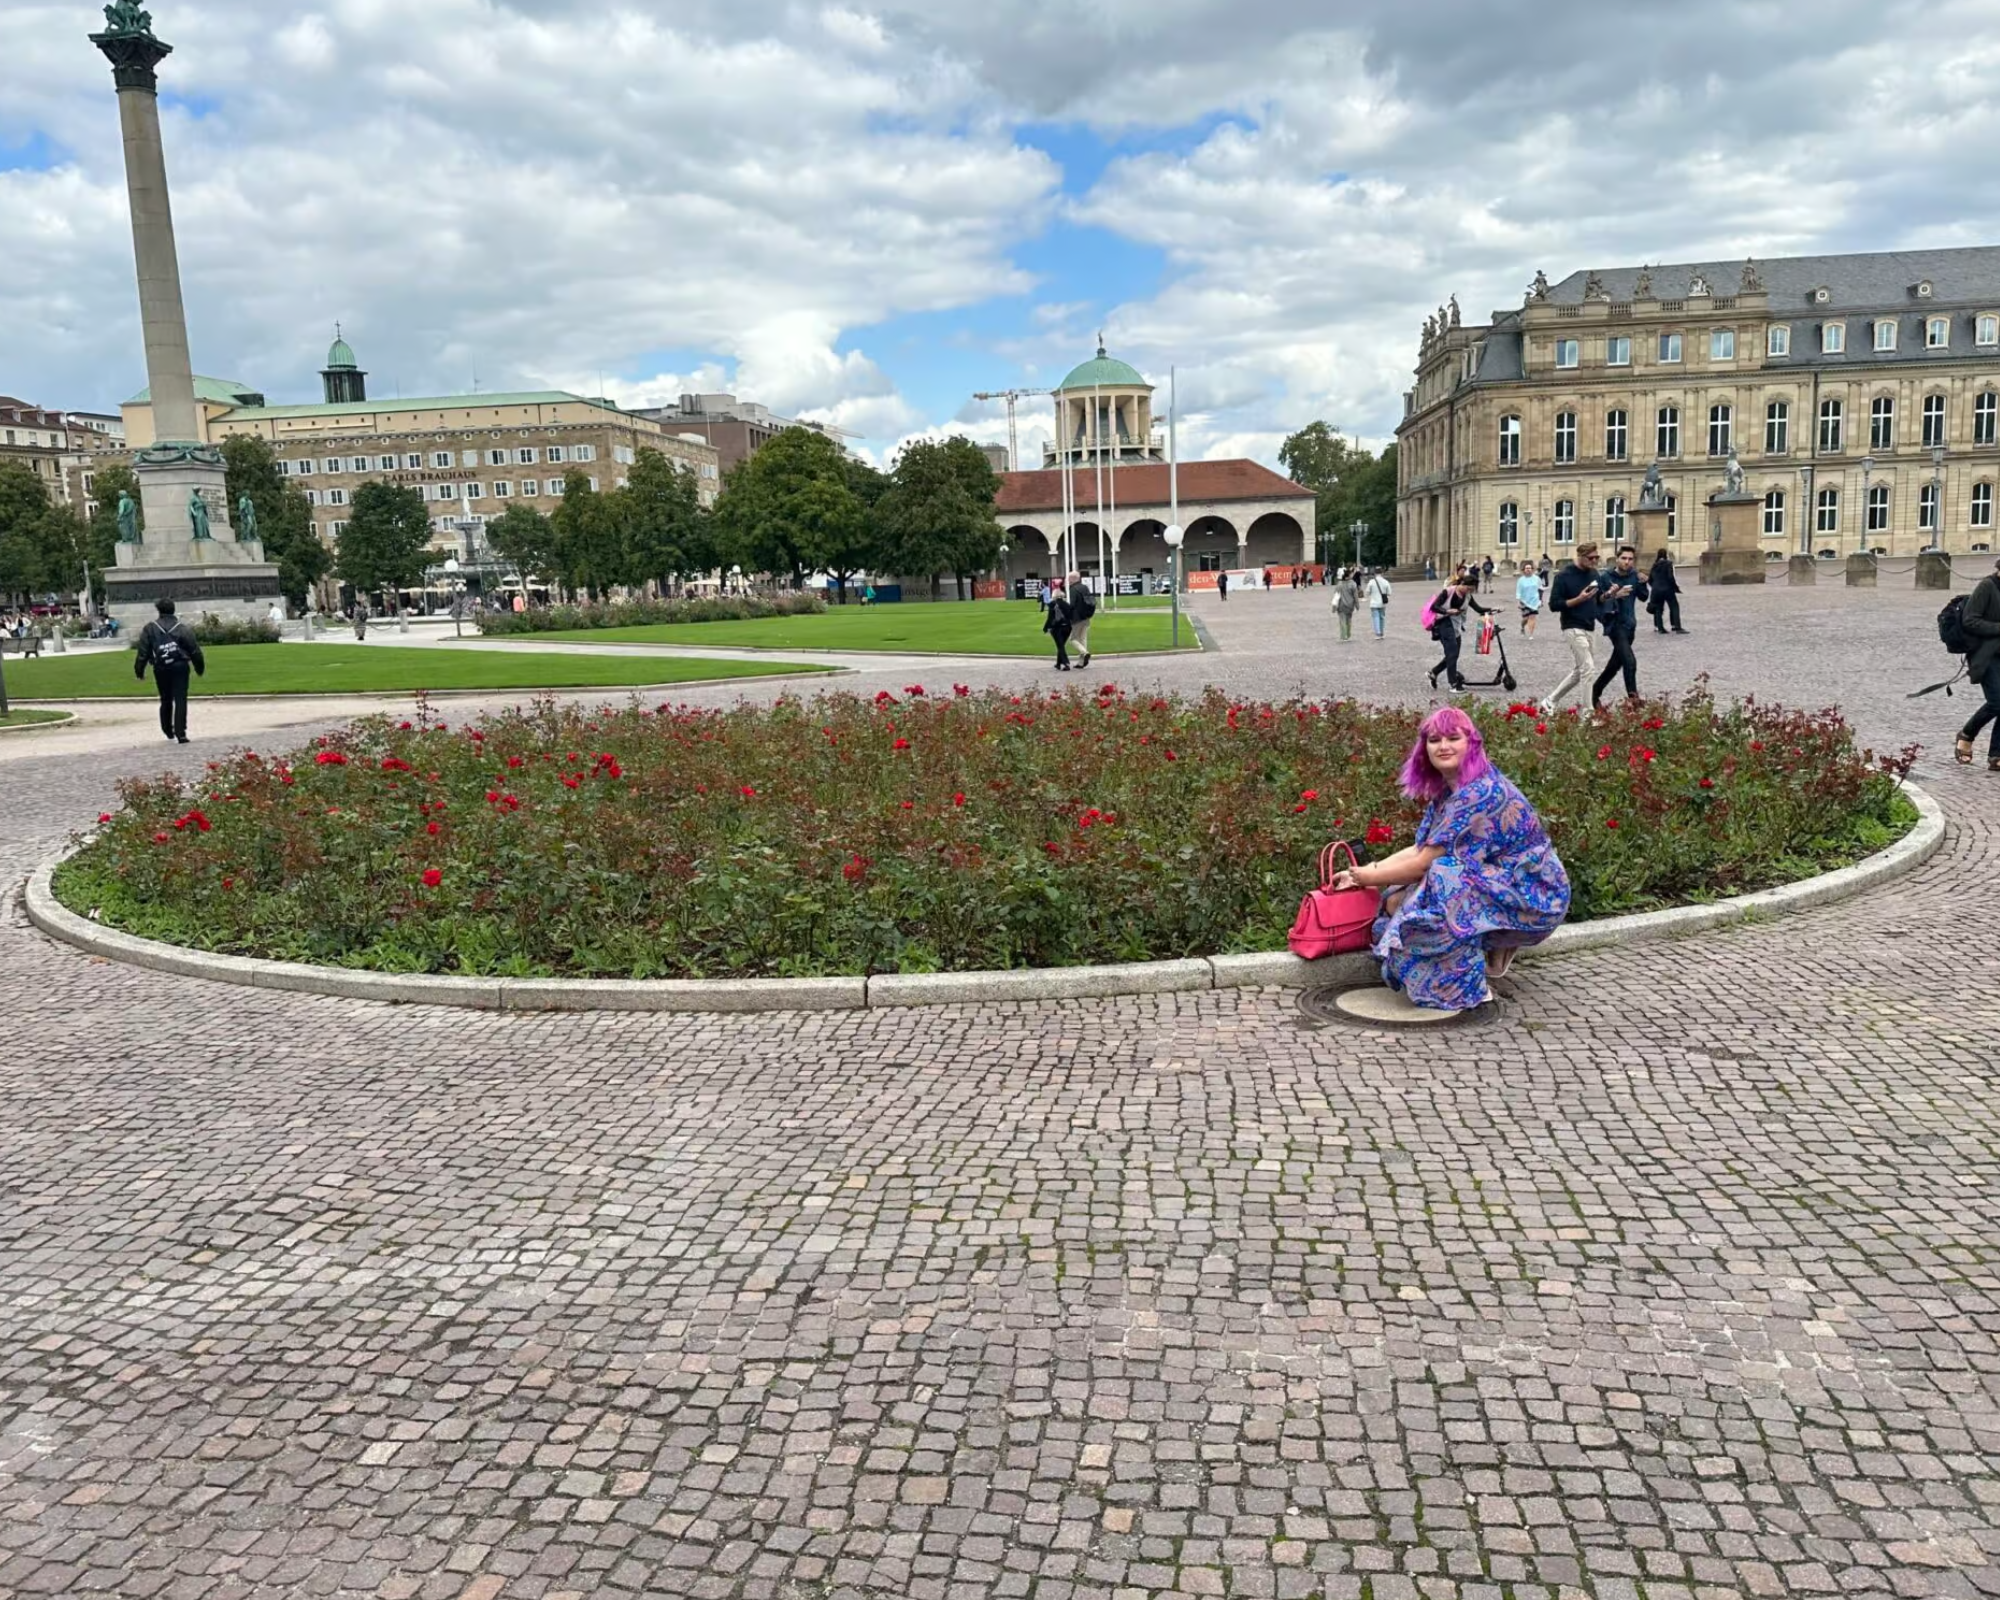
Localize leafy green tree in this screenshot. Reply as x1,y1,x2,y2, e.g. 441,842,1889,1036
712,426,862,587
621,447,706,591
0,463,56,603
222,435,330,606
86,461,141,596
1279,422,1399,567
337,482,434,604
874,436,1003,600
486,503,559,584
552,469,624,599
828,457,890,602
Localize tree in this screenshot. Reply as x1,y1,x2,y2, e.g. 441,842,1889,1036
874,436,1003,600
620,447,706,591
86,461,141,599
551,470,624,599
1279,422,1399,568
712,426,862,587
486,503,559,585
222,435,330,606
337,482,434,604
829,457,890,602
0,463,62,604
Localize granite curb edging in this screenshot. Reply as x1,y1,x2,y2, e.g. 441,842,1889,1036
22,781,1944,1013
0,710,79,734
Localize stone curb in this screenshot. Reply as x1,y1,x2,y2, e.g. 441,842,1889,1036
22,781,1944,1013
10,666,845,707
0,710,78,734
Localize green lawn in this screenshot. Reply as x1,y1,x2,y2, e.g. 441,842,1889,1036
490,599,1199,656
0,707,70,727
4,644,835,700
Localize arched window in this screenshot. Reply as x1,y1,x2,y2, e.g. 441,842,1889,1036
1553,411,1577,464
1498,415,1521,466
1553,499,1575,544
1656,405,1680,458
1708,404,1732,456
1974,483,1994,528
1818,398,1844,452
1761,489,1786,538
1870,395,1895,450
1604,496,1626,541
1605,408,1629,461
1866,483,1890,533
1977,391,1998,447
1920,482,1939,535
1765,400,1789,454
1922,394,1947,449
1498,501,1520,546
1927,317,1950,350
1816,486,1840,534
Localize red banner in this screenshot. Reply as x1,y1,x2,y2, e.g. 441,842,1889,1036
973,579,1008,600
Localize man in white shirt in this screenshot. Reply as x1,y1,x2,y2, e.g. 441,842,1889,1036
1363,571,1392,639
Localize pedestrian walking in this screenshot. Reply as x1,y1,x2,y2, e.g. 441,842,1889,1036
1364,569,1392,639
1065,570,1096,667
1332,567,1359,641
1480,555,1495,592
353,598,370,641
1042,588,1073,670
1953,554,2000,770
1217,571,1229,602
1647,548,1685,633
133,598,204,744
1037,578,1052,612
1539,543,1605,714
1515,560,1543,636
1427,574,1491,691
1590,545,1649,706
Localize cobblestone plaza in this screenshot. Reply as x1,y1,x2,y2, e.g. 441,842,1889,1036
2,582,1997,1599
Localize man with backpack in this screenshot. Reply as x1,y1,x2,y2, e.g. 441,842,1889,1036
1065,570,1097,667
1951,555,2000,771
134,598,205,744
1538,542,1605,714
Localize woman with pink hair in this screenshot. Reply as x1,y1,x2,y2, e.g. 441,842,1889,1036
1329,705,1570,1011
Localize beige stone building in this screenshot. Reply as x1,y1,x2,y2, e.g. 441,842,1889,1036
0,396,95,511
119,336,721,558
1398,248,2000,570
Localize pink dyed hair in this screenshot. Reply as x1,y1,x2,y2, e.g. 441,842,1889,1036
1398,705,1492,801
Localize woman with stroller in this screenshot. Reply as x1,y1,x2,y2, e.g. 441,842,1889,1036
1427,573,1492,691
1327,706,1571,1013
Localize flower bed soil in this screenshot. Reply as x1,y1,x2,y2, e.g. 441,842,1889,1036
57,683,1915,980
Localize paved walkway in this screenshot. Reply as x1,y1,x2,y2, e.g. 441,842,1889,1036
3,582,1998,1599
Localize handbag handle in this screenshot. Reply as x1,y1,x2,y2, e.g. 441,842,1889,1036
1318,839,1360,888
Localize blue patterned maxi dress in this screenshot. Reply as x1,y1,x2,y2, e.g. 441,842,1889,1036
1370,768,1571,1012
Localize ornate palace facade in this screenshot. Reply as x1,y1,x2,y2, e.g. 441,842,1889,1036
1397,248,2000,568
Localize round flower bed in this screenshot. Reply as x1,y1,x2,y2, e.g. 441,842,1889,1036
57,683,1917,980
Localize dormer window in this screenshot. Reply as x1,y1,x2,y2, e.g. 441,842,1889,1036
1823,323,1846,353
1874,320,1898,352
1927,316,1950,350
1980,314,1999,347
1812,286,1832,304
1915,280,1935,299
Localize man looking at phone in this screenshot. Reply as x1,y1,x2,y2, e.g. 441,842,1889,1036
1590,544,1650,706
1539,542,1603,714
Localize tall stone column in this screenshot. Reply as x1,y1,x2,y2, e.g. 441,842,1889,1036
91,3,280,630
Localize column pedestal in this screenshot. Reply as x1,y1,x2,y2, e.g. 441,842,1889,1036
1787,554,1817,586
1916,551,1953,590
1697,494,1767,585
1845,553,1878,588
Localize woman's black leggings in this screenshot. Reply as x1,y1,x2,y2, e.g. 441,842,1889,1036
1432,631,1463,687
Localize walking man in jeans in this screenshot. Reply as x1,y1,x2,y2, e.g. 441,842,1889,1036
134,598,205,743
1590,544,1649,706
1539,543,1604,714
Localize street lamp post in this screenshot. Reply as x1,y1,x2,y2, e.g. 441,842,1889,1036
443,557,463,639
1861,456,1875,555
1163,524,1184,648
1349,518,1366,575
1930,445,1946,550
1798,464,1814,556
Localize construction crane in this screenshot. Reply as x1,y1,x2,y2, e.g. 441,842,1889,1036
972,387,1052,472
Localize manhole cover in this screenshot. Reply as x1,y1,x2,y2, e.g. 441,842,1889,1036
1299,984,1493,1031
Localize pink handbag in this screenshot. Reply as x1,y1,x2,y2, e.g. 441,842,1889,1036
1288,842,1383,959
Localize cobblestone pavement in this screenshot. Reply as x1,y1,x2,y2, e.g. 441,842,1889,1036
3,581,1998,1599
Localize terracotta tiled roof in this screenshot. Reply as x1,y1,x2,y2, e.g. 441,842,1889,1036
994,459,1314,515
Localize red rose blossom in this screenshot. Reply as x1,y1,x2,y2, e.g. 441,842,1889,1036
421,868,443,888
315,751,347,766
97,813,112,824
427,820,442,835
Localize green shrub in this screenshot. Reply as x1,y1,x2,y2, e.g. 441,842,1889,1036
478,594,825,634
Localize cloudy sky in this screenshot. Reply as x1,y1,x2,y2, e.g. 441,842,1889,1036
5,0,1999,466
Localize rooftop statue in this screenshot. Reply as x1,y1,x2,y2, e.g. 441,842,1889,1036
100,1,154,37
1583,271,1608,301
1528,269,1550,303
1688,272,1712,297
1633,267,1654,299
1447,295,1460,327
1742,257,1764,292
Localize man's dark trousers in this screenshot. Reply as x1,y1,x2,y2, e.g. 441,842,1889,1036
1591,623,1638,703
155,664,190,740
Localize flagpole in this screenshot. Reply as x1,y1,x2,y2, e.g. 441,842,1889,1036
1092,382,1106,599
1169,366,1181,647
1107,392,1118,611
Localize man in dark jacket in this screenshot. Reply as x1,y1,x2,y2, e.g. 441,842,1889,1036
1647,548,1685,633
1042,588,1073,671
1590,544,1650,706
134,598,206,743
1539,542,1603,713
1065,571,1096,667
1956,555,2000,770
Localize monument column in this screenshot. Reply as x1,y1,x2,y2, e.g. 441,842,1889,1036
90,2,281,630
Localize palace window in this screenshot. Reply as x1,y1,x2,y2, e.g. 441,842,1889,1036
1761,489,1785,538
1664,493,1678,540
1818,397,1844,452
1604,496,1626,542
1498,501,1519,546
326,487,347,507
1659,332,1682,363
548,477,566,496
1554,411,1576,464
303,488,319,506
293,459,313,476
1870,395,1895,450
435,484,457,501
520,479,539,496
376,455,396,472
493,480,511,498
1711,329,1736,360
1555,338,1579,369
1605,408,1629,461
517,447,539,464
275,459,290,477
1978,391,1998,447
405,453,423,469
1816,486,1840,534
1974,482,1994,527
1928,316,1951,349
466,484,483,500
487,449,508,466
432,451,452,468
1867,483,1890,532
1981,314,1999,347
1497,415,1522,466
1765,400,1789,454
328,520,347,538
1923,394,1947,449
1553,499,1575,544
1708,403,1732,456
1656,405,1680,458
1823,323,1846,353
547,445,568,464
1607,336,1631,367
1920,481,1939,534
575,445,598,462
1768,325,1791,357
1874,320,1898,352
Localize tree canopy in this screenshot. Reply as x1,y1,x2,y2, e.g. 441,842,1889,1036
1279,422,1399,567
336,482,434,601
873,436,1003,599
222,435,330,605
712,427,864,587
620,447,709,589
0,463,98,604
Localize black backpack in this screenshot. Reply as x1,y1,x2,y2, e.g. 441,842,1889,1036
1938,595,1970,656
150,622,186,669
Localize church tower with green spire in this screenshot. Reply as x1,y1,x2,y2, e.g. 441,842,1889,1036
321,326,367,404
